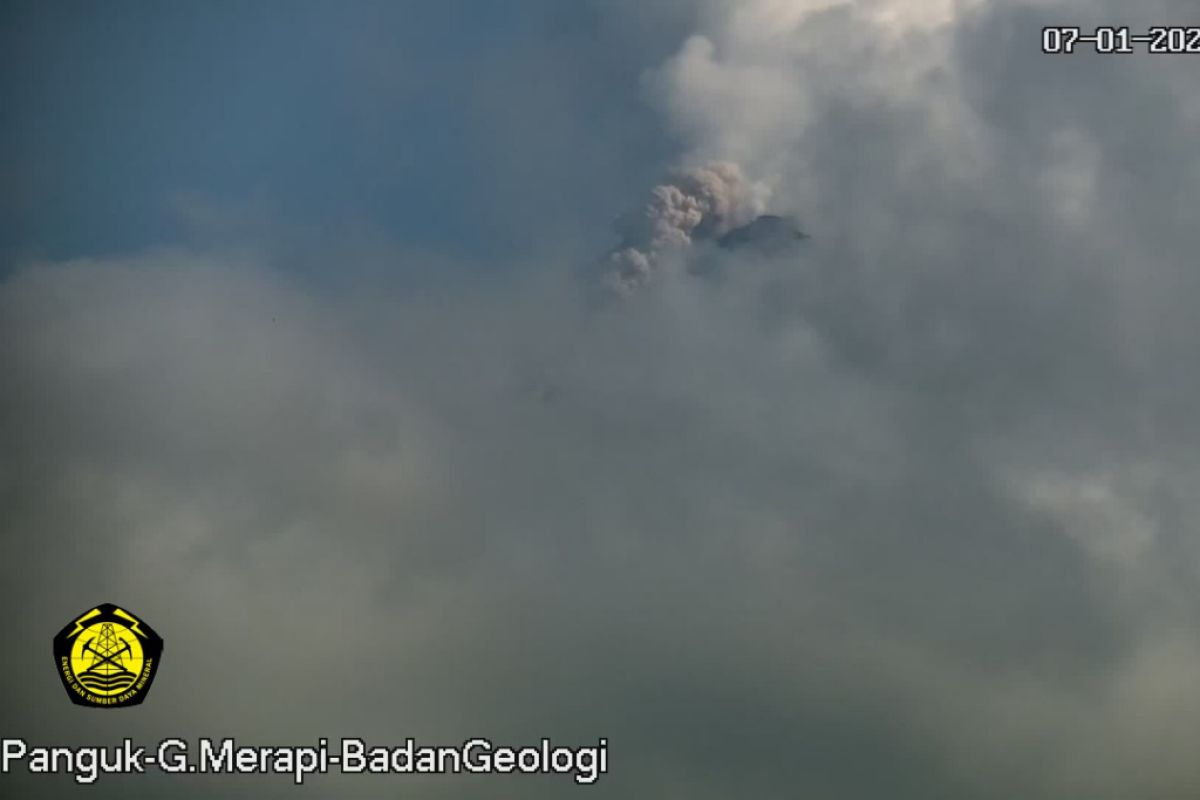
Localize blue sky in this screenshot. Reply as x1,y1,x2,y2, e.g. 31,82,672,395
1,1,681,267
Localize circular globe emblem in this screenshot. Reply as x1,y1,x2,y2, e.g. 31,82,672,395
53,603,164,708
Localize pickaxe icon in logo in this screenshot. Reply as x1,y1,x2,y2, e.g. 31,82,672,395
80,636,133,674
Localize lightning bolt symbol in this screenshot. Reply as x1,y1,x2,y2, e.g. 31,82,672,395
67,608,102,639
114,607,147,639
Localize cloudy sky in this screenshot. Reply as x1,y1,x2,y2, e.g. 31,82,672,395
4,0,1200,796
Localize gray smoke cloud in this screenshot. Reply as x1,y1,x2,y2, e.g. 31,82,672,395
603,160,765,292
6,0,1200,798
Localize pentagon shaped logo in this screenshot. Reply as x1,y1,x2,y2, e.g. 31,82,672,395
52,603,164,708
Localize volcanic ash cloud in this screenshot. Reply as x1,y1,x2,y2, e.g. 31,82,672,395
603,161,766,292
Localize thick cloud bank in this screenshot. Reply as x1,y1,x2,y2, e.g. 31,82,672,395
5,0,1200,798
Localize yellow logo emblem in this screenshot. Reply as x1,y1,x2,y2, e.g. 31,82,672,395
52,603,164,708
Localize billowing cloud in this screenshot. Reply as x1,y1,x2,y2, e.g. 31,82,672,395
604,160,766,291
5,0,1200,798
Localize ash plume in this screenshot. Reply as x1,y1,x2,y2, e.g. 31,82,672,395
603,161,765,292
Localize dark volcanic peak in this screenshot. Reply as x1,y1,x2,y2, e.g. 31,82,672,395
717,215,808,250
